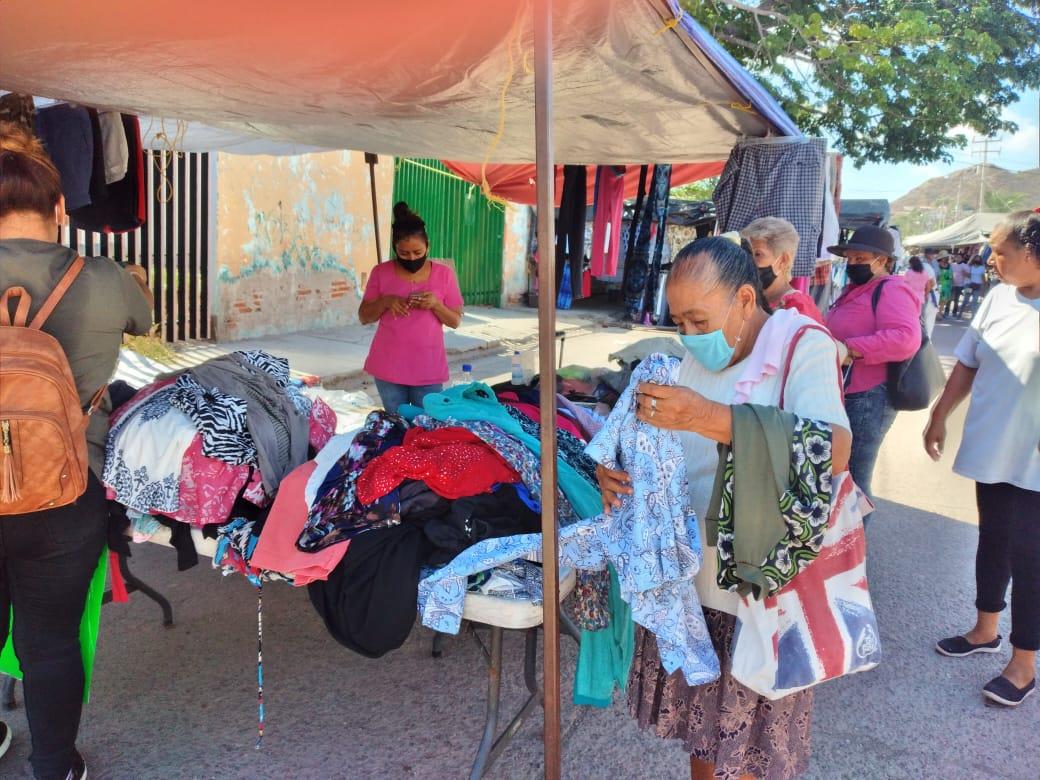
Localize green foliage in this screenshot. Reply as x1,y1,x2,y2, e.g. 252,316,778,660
671,176,720,202
682,1,1040,165
983,189,1026,212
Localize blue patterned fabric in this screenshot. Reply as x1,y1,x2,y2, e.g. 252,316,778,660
578,352,719,685
418,533,543,632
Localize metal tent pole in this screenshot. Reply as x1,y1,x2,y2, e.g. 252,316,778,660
365,152,384,262
533,1,561,778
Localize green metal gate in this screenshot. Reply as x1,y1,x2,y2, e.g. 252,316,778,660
391,159,504,306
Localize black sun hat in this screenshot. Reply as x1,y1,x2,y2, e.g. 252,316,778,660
828,225,896,259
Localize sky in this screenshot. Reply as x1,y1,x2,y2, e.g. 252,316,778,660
840,89,1040,202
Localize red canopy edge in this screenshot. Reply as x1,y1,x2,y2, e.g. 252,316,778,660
441,161,726,206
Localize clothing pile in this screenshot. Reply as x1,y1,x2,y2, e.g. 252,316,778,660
104,350,337,580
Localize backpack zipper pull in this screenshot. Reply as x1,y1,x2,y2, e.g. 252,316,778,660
0,420,20,504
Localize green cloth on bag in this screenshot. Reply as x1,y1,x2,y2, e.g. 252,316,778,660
0,549,108,703
572,566,635,708
706,404,795,597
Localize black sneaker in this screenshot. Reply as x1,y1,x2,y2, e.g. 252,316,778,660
935,634,1002,657
64,754,87,780
0,720,11,760
983,676,1036,707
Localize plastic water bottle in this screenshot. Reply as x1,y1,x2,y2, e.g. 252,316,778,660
454,364,473,387
511,351,524,386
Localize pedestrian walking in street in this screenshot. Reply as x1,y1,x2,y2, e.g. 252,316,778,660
825,226,921,513
951,252,971,318
741,216,825,324
904,254,938,336
962,255,987,317
597,236,852,780
358,201,464,413
937,254,954,320
925,210,1040,708
0,124,153,780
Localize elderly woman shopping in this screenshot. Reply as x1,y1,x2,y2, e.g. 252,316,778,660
925,210,1040,708
597,237,852,780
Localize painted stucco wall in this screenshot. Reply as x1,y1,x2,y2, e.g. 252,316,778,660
501,203,532,306
212,150,393,341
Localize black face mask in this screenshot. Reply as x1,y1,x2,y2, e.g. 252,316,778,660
395,255,428,274
846,263,876,286
757,264,778,291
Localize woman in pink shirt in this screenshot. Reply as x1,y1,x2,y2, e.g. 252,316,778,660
826,225,921,511
359,202,464,413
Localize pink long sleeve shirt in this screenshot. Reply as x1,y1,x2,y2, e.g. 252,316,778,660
826,275,922,394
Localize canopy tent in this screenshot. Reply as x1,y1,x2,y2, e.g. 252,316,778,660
1,1,800,776
904,212,1007,248
0,0,795,163
442,160,726,205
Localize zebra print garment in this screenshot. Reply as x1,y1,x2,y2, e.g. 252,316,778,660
168,373,258,465
235,350,312,416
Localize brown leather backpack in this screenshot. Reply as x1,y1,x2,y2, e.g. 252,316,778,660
0,257,103,514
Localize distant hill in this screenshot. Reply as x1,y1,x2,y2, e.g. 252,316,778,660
891,165,1040,236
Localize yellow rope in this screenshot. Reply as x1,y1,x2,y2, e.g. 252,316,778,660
476,6,525,209
655,12,683,35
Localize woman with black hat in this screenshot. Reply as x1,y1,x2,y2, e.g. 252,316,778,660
826,225,922,514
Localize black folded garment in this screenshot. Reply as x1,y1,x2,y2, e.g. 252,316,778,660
423,484,541,566
308,524,433,658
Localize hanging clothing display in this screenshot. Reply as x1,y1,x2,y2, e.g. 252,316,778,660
34,104,94,211
555,165,588,307
713,137,827,278
623,165,672,321
70,114,146,234
97,111,129,184
590,166,627,278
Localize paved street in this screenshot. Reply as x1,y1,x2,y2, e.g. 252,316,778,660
2,314,1037,779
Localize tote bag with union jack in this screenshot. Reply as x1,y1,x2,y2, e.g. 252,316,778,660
729,471,882,700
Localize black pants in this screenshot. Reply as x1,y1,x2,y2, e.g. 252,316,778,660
975,482,1040,652
0,475,107,780
947,285,963,316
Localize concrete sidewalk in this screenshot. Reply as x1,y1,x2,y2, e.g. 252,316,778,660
158,306,616,390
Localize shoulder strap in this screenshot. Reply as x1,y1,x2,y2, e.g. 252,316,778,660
29,256,85,330
0,286,32,327
779,323,844,409
870,278,889,315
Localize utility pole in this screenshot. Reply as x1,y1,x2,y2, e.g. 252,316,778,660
971,136,1002,213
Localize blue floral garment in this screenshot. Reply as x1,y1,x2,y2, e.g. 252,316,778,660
576,352,719,686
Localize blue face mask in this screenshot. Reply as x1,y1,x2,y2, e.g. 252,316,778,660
678,297,744,372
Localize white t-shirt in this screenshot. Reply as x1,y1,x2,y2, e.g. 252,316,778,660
676,327,850,615
953,284,1040,491
970,264,986,285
